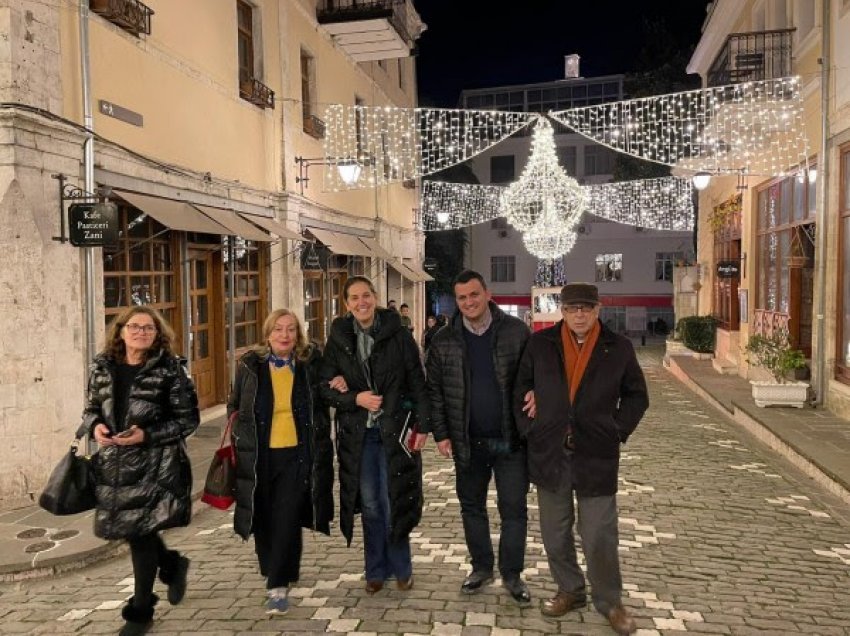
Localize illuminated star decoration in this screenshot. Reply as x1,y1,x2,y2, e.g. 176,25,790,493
549,77,808,177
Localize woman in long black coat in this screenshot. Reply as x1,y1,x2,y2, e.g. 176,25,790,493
79,306,199,636
320,276,431,594
227,309,334,615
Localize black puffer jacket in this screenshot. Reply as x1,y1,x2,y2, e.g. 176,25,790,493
319,309,431,546
227,346,334,540
513,321,648,496
426,303,530,465
78,350,199,540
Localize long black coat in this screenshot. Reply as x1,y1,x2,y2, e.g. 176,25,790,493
319,309,431,546
227,346,334,540
513,321,648,496
425,303,530,465
79,350,200,540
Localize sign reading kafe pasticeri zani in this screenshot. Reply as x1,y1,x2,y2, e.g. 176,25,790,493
68,202,119,247
716,260,740,279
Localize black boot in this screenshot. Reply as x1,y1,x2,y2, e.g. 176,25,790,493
119,594,158,636
158,550,190,605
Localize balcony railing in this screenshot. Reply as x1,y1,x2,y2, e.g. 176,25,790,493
317,0,426,45
303,114,326,140
753,309,790,338
707,29,794,87
90,0,153,36
239,74,275,109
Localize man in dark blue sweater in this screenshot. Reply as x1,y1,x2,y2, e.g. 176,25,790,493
426,270,531,604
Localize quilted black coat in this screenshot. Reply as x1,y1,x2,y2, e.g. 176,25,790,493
319,309,431,546
227,346,334,540
425,303,530,465
513,321,649,496
78,350,199,540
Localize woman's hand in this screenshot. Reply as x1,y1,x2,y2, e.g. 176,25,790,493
355,391,383,412
93,423,115,447
112,425,146,446
410,432,429,452
329,375,349,393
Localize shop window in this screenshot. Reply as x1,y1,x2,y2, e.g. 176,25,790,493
103,205,176,328
837,147,850,383
595,253,622,282
223,237,266,353
711,195,742,330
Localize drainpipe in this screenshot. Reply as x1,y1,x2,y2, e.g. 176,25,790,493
813,0,831,406
79,1,96,367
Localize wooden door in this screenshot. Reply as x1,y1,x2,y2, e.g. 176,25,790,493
189,251,217,409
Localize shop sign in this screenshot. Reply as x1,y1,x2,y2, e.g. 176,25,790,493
69,202,119,247
716,260,740,279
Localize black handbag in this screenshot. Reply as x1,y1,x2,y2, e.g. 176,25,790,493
39,441,97,515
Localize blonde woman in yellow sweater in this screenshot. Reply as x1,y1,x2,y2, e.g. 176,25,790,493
227,309,336,615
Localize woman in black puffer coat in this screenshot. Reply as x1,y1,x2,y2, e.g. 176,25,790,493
227,309,334,615
78,306,199,636
319,276,431,594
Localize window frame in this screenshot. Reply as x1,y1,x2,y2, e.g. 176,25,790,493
837,144,850,384
595,253,623,282
301,49,316,123
489,155,515,184
490,255,516,283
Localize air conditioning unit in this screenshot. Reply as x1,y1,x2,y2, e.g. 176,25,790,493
498,229,509,238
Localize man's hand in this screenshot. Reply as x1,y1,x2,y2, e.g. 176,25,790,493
328,375,348,393
355,391,383,412
93,423,114,447
522,390,536,419
436,439,453,458
410,432,429,452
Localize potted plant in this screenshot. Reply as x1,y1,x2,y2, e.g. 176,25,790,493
745,329,808,407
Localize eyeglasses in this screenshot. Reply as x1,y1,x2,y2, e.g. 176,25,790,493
563,304,597,314
125,323,157,334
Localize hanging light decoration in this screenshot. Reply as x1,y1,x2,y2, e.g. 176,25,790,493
523,225,578,260
500,118,587,232
419,180,503,230
549,77,808,177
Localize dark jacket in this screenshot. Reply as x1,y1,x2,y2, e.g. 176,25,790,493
426,303,530,465
513,321,648,496
79,350,200,540
227,346,334,540
319,308,431,546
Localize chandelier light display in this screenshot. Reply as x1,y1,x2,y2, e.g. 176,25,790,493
522,218,578,260
499,118,587,233
549,77,808,177
322,105,539,190
419,176,694,232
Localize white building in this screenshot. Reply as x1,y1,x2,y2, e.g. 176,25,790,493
459,57,694,332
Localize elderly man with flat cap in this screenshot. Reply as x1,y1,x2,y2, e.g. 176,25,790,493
514,282,648,635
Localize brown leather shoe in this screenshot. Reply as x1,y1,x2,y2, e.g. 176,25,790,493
540,590,587,617
606,605,637,635
364,580,383,594
396,575,414,591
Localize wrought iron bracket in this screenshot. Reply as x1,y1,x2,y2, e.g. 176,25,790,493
51,173,109,243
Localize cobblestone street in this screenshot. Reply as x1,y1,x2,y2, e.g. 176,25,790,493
1,349,849,635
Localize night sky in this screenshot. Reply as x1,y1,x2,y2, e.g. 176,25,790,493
415,1,713,107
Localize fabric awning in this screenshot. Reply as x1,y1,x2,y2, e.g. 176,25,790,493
403,260,434,282
117,191,230,234
192,205,271,242
307,227,374,257
358,237,393,259
239,214,304,241
389,259,431,283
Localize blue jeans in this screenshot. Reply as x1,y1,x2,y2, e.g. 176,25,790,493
360,427,412,581
455,439,528,579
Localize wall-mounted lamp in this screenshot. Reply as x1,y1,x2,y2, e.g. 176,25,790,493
692,171,712,191
295,156,362,195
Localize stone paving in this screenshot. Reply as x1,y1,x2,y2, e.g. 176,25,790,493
0,349,849,635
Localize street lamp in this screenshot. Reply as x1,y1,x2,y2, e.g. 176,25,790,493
692,171,712,191
295,156,363,194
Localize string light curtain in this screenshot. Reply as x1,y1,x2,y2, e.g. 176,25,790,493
499,118,587,232
549,77,808,177
322,105,539,190
419,176,694,232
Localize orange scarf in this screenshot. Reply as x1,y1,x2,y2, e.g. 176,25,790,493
561,320,601,404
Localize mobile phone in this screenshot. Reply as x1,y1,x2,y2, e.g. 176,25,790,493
114,429,135,438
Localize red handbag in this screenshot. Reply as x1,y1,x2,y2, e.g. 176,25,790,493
201,411,237,510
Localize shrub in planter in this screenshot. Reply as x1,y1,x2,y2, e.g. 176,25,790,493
745,329,807,383
675,316,719,353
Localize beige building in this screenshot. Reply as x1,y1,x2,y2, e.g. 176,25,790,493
0,0,427,508
687,0,850,417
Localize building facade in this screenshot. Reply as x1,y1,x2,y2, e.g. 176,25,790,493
459,61,693,330
0,0,426,508
687,0,850,418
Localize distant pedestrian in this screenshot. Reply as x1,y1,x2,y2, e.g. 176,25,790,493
426,270,532,604
319,276,431,594
227,309,335,615
388,299,398,312
80,306,199,636
514,283,648,635
422,314,441,353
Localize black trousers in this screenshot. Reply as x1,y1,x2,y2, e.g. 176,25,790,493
254,446,308,589
128,532,168,606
